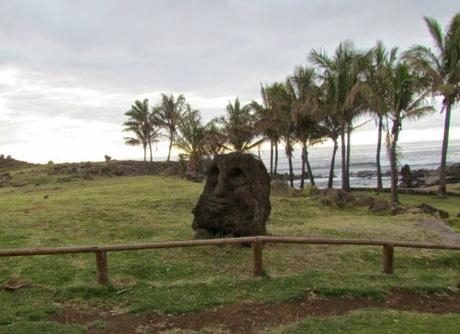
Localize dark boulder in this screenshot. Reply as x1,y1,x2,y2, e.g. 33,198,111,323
369,198,391,214
192,152,271,238
316,188,355,208
355,195,376,207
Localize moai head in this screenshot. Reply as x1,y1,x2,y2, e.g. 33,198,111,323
192,152,271,238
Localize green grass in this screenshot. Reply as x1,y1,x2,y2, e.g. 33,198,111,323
1,174,459,332
277,309,460,334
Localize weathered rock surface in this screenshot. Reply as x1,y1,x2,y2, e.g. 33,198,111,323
312,188,356,208
400,163,460,189
192,153,271,238
369,198,391,214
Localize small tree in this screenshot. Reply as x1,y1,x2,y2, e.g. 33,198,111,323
404,14,460,197
153,94,187,161
385,61,434,208
220,98,263,152
174,105,208,174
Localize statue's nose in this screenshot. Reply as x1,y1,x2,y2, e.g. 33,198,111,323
214,180,226,198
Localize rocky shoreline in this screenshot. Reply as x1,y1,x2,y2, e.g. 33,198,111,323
272,162,460,189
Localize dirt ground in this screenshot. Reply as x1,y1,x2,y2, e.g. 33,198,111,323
51,289,460,333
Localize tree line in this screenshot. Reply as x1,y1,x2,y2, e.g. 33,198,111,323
123,14,460,206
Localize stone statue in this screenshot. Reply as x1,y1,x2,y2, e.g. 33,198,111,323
192,152,271,238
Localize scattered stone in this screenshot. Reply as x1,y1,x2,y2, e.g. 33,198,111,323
0,280,31,291
43,195,49,199
406,206,425,215
317,188,355,208
57,176,75,183
192,152,271,238
391,206,406,215
369,198,391,214
416,203,449,219
355,195,375,207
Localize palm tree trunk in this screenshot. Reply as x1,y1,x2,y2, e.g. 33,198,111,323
167,129,174,162
305,147,315,187
345,123,352,191
148,140,153,171
328,138,338,188
340,132,347,191
274,140,279,177
438,101,451,198
270,140,274,177
300,140,306,189
287,143,294,188
390,118,400,208
376,115,383,193
143,143,147,162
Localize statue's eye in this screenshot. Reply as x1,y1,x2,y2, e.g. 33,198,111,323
229,168,245,178
208,166,219,182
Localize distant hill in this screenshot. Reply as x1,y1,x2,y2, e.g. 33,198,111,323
0,155,35,171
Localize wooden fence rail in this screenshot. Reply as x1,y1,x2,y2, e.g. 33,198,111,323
1,236,459,285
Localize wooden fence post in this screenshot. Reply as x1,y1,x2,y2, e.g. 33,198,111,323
252,238,263,278
95,250,108,285
383,245,394,274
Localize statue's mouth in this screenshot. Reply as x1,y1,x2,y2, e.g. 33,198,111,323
204,196,231,213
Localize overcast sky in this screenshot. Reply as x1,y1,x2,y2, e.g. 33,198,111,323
1,0,459,163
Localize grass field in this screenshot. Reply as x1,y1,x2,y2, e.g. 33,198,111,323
0,173,459,333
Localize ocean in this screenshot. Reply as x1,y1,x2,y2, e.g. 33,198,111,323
257,139,460,188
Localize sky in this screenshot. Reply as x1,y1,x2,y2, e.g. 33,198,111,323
0,0,459,163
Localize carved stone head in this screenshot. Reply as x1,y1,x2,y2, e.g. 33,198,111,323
192,152,271,238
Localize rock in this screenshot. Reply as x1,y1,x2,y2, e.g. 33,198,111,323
457,213,460,218
400,164,413,188
422,175,440,187
391,206,406,215
355,195,375,207
369,198,391,214
0,172,11,180
416,203,449,219
192,152,271,238
406,206,425,215
317,188,355,208
271,179,290,194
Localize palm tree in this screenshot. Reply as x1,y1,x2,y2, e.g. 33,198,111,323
174,105,208,173
153,94,187,161
220,98,262,152
404,14,460,197
310,42,370,191
251,85,275,176
288,65,326,188
204,119,227,157
385,61,434,207
317,83,342,188
365,41,398,192
123,99,159,164
263,82,296,187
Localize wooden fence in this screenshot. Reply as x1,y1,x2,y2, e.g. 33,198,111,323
1,236,459,285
